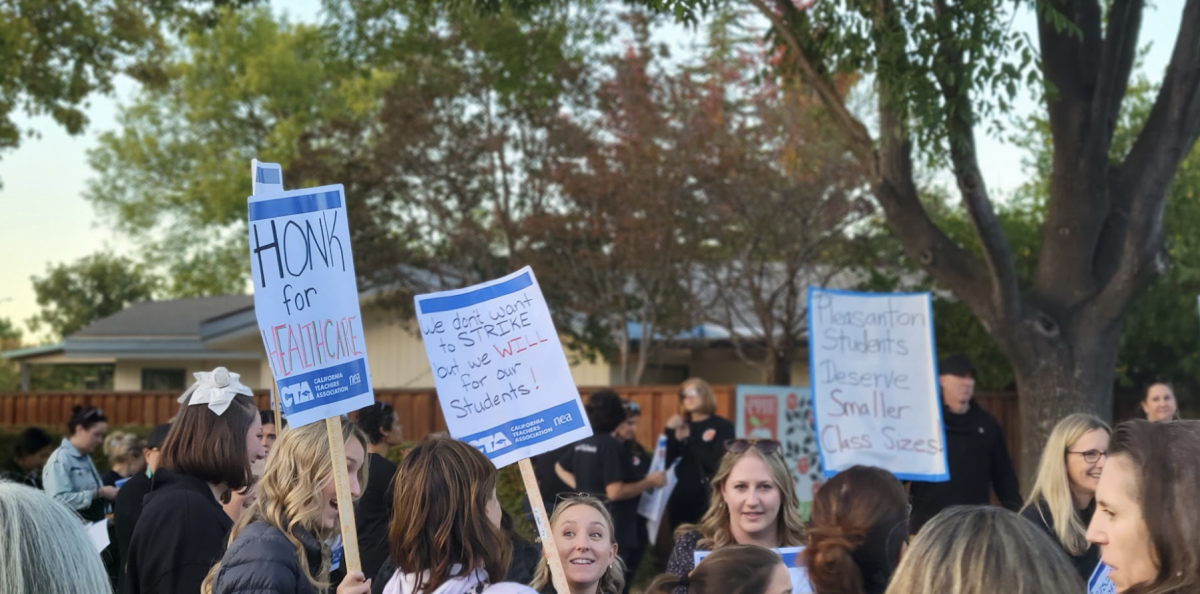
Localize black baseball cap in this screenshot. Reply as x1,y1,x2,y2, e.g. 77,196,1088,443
146,423,172,450
938,354,975,378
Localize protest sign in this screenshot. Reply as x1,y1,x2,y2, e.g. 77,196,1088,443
415,266,590,594
1088,562,1116,594
638,435,678,544
694,546,812,593
413,266,592,467
806,288,949,481
247,159,372,575
735,385,821,517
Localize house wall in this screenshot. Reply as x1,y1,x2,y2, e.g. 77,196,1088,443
113,359,265,391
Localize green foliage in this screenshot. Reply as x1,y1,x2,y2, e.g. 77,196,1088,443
0,317,22,390
27,252,158,339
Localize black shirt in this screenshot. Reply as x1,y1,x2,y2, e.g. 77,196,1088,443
532,445,573,513
665,415,735,526
122,468,234,594
0,458,40,488
559,434,626,498
1021,499,1101,583
355,452,397,583
611,439,650,549
114,471,154,584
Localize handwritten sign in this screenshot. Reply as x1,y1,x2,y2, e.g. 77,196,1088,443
806,288,948,481
414,267,592,468
694,546,812,593
735,385,821,517
248,162,374,428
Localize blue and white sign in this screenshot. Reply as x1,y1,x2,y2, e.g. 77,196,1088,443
806,288,949,481
1088,562,1115,594
414,267,593,468
248,161,374,428
695,546,811,593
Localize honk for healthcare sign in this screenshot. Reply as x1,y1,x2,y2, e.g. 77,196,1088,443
806,288,948,481
414,267,592,468
248,162,374,428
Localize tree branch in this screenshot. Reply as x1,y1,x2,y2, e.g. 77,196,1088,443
1095,0,1200,321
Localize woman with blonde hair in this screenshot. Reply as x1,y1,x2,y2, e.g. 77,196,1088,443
883,506,1083,594
664,379,736,532
375,434,510,594
0,481,115,594
206,417,371,594
666,439,806,583
530,496,625,594
1019,413,1110,581
102,431,146,486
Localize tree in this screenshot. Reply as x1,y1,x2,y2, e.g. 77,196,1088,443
631,0,1200,475
0,317,22,390
27,252,159,339
0,0,257,184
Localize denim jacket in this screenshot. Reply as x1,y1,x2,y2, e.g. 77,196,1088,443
43,438,104,514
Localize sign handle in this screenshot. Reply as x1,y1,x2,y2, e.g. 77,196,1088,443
272,383,283,434
327,417,362,576
518,458,571,594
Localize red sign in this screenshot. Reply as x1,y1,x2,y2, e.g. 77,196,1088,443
743,394,778,440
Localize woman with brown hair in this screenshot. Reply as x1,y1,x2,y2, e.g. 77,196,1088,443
374,435,510,594
43,404,114,522
1139,381,1180,422
666,439,806,584
803,466,908,594
646,545,791,594
664,378,735,532
1086,420,1200,593
123,368,268,594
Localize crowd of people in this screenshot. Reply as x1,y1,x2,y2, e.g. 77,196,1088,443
1,361,1198,594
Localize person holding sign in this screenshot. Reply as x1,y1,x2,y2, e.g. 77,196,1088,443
803,466,908,594
123,368,267,594
664,379,735,533
374,435,510,594
203,417,371,594
883,506,1082,594
1019,414,1110,582
1085,420,1200,593
666,439,806,585
907,355,1020,534
530,496,625,594
646,545,792,594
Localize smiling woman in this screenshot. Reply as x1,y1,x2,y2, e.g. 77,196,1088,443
530,496,625,594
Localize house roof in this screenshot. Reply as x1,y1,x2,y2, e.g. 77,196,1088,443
74,296,255,338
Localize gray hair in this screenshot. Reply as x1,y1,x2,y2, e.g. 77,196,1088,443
884,506,1084,594
0,480,113,594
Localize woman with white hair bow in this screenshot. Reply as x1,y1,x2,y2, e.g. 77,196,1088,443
122,367,267,594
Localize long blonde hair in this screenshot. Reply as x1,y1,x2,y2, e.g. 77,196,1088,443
531,497,625,594
677,447,806,549
883,506,1083,594
1020,413,1110,555
202,417,368,593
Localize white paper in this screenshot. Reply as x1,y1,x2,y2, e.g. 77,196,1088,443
413,267,593,468
638,434,678,545
806,288,949,481
248,163,375,428
87,519,109,552
695,546,811,593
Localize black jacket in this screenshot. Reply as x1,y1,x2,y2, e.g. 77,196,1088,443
355,453,397,583
908,401,1021,533
665,415,735,527
114,471,153,577
211,521,325,594
1021,499,1100,583
121,469,234,594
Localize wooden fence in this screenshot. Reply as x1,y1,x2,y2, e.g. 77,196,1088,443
0,386,1020,472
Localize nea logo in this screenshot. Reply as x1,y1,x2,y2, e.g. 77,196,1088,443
470,432,513,454
280,382,315,406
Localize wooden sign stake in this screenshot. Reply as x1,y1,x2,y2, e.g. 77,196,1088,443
518,458,571,594
272,384,283,434
327,417,362,576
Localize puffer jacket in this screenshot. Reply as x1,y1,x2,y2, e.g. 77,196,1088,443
212,521,327,594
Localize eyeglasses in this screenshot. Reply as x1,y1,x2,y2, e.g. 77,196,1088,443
82,408,104,421
1067,449,1107,464
555,492,609,504
724,439,781,455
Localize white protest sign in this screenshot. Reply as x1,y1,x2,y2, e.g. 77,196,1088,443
638,434,678,544
735,385,821,517
806,288,948,481
248,163,374,428
414,266,592,468
694,547,812,593
1088,562,1116,594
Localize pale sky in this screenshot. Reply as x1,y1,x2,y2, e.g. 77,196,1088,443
0,1,1185,344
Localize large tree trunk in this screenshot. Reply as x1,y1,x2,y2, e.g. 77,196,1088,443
763,343,792,386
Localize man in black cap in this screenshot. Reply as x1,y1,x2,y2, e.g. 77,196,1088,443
113,422,172,584
908,354,1021,533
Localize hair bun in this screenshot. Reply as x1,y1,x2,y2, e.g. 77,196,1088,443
71,404,86,414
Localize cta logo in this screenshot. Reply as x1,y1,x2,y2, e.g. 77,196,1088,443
280,381,315,406
470,432,513,454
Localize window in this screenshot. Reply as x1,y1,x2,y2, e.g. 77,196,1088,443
142,368,186,391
